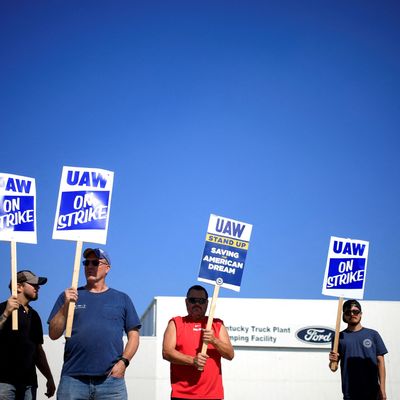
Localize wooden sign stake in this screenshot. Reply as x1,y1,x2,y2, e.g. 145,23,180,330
198,283,221,371
65,240,83,338
330,296,344,372
11,241,18,330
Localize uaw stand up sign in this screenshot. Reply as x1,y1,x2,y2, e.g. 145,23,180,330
199,214,252,291
0,173,37,330
197,214,252,369
53,166,114,337
322,235,369,372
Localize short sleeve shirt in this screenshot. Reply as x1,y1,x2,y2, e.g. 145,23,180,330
337,328,387,399
0,302,43,385
48,287,141,376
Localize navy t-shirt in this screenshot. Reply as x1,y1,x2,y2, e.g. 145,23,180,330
335,328,387,399
48,287,141,376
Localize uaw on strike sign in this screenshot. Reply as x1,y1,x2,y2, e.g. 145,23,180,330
52,166,114,244
0,173,37,244
322,236,369,299
198,214,252,291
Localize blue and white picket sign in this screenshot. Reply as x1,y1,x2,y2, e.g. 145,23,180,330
198,214,253,292
0,173,37,244
322,236,369,299
52,166,114,244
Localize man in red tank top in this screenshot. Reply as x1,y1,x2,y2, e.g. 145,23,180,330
162,285,234,400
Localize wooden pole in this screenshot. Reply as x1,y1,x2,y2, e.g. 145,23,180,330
198,284,220,371
330,296,344,372
65,241,83,338
11,241,18,330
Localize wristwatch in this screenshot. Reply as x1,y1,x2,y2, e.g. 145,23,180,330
118,356,130,368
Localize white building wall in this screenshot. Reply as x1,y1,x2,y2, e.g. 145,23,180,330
37,298,399,400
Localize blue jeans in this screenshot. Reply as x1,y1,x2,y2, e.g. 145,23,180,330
0,383,37,400
57,375,127,400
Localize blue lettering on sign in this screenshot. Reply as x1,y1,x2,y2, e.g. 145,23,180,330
326,258,366,289
215,218,246,238
56,191,109,231
5,178,32,194
333,240,366,256
66,170,108,188
199,241,248,287
0,196,34,232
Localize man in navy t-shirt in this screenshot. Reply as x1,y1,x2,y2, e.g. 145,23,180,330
329,299,388,400
48,248,141,400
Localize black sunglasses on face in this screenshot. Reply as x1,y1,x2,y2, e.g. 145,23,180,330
344,309,361,316
188,297,207,304
187,297,207,305
24,282,40,288
83,260,106,267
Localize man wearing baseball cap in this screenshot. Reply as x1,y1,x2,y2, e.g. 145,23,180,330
329,299,388,399
0,270,56,399
48,248,141,400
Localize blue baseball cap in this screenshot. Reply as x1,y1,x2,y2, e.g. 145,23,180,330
83,248,111,265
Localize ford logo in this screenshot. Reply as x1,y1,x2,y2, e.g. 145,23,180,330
295,327,334,345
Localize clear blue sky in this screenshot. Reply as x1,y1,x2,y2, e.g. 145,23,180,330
1,1,399,332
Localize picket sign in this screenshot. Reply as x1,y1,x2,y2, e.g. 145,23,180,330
52,166,114,338
197,214,253,371
0,173,37,331
322,236,369,373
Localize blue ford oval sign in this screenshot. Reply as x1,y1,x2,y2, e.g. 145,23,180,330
295,327,334,345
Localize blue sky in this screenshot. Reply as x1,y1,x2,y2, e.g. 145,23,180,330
1,1,399,332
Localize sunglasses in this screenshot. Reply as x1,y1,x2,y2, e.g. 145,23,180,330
24,282,40,288
187,297,207,305
344,309,361,316
82,260,107,267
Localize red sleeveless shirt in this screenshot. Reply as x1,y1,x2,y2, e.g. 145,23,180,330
170,316,224,399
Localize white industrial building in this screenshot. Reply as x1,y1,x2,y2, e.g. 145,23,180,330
39,297,399,399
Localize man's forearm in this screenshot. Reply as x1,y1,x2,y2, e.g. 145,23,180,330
211,337,234,360
163,347,196,366
377,356,386,395
0,297,20,331
36,345,54,382
0,312,8,331
122,329,140,361
109,329,140,377
49,304,68,339
207,326,234,360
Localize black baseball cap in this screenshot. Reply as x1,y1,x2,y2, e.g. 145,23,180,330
343,299,362,312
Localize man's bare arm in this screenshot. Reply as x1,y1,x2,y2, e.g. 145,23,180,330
49,288,78,340
36,344,56,397
202,325,234,360
109,328,140,378
377,355,387,399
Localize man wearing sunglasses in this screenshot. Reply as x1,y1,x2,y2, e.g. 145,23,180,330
329,299,388,400
162,285,234,400
48,248,141,400
0,270,55,399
